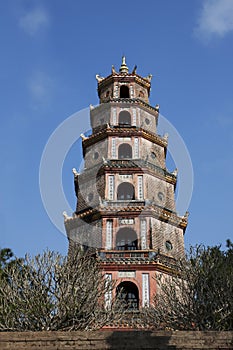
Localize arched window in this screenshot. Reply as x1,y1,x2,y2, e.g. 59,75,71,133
116,281,139,309
118,144,132,159
120,85,129,98
119,110,131,125
117,182,135,200
116,228,138,250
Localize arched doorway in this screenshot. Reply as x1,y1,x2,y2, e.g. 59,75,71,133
118,144,132,159
116,281,139,309
116,228,138,250
117,182,135,200
119,110,131,125
120,85,129,98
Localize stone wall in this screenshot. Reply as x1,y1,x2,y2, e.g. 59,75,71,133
0,330,232,350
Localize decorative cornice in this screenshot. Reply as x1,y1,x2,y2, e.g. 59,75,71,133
76,159,176,185
90,99,158,119
65,203,188,231
97,74,151,92
82,125,167,149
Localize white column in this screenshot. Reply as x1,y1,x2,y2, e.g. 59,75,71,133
114,85,119,98
137,175,143,200
111,138,116,158
108,175,114,200
138,109,141,126
142,273,150,307
140,219,147,249
132,108,136,126
106,220,113,250
134,137,139,158
104,273,112,309
130,85,134,98
112,108,117,125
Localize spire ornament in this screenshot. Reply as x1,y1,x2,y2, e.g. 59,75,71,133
111,65,117,75
119,56,129,74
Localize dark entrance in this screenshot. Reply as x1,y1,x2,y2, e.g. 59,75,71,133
116,281,139,309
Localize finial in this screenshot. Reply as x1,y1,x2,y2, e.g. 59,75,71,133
111,65,116,74
132,65,137,74
63,211,70,220
102,156,108,165
80,133,87,141
145,74,153,82
119,56,129,74
95,74,104,83
72,168,79,177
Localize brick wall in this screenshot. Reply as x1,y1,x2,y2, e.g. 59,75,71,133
0,330,232,349
151,219,185,259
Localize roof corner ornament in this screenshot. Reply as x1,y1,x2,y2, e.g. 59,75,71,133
72,168,79,177
89,104,94,110
145,74,153,82
163,132,169,140
111,65,117,75
63,211,70,221
132,65,137,74
80,133,87,141
119,56,129,74
184,211,189,219
155,104,160,112
95,74,104,83
172,168,178,176
102,156,108,165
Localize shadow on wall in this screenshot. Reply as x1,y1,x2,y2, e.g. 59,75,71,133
105,331,174,350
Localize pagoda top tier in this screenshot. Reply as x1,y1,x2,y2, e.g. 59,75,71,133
96,57,153,104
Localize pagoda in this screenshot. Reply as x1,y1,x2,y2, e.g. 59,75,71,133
64,57,188,309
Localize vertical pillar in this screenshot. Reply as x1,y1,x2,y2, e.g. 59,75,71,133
138,175,143,200
108,175,114,200
142,273,150,307
106,220,113,250
140,219,147,249
134,137,139,158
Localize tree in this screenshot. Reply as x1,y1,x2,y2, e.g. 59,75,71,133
143,241,233,331
0,248,124,331
0,248,14,276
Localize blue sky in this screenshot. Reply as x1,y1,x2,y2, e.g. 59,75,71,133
0,0,233,258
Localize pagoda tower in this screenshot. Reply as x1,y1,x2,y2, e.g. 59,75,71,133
64,57,188,309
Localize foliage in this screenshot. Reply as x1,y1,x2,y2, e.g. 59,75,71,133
0,248,124,331
143,241,233,331
0,248,14,276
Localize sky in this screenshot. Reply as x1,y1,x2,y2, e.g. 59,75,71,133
0,0,233,258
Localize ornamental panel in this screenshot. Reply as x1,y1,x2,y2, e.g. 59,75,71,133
134,137,139,158
137,175,143,200
106,220,113,250
108,175,114,200
132,108,136,126
112,108,117,125
111,138,116,158
142,273,149,307
140,219,147,249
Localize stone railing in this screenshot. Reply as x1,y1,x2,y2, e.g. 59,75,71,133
98,250,177,269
